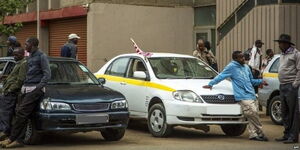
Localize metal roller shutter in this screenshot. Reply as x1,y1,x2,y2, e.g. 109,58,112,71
15,22,37,47
49,17,87,64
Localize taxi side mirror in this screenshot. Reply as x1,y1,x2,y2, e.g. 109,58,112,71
98,78,106,85
133,71,147,80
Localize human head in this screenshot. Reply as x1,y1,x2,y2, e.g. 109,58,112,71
25,37,39,53
68,33,80,45
255,40,264,48
204,41,211,51
13,47,25,61
197,39,206,51
274,34,294,52
232,50,245,65
7,36,17,46
266,49,274,57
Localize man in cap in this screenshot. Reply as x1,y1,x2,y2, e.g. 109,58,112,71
6,36,18,57
248,40,264,93
275,34,300,144
60,33,80,59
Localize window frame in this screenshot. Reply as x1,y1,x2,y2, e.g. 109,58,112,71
105,57,131,77
269,58,280,73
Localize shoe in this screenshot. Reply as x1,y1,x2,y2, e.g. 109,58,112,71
3,141,23,148
259,135,269,141
275,137,288,141
0,132,7,141
283,138,299,144
249,136,268,142
0,139,12,147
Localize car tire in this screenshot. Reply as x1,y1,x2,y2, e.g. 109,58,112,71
221,124,247,136
101,128,126,141
268,96,283,125
23,119,42,145
147,103,173,137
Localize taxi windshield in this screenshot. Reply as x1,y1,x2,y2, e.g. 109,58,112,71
148,57,217,79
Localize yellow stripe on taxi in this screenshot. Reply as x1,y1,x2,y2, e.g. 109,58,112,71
95,74,176,92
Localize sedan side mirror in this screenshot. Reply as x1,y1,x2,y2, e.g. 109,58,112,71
133,71,147,80
98,78,106,85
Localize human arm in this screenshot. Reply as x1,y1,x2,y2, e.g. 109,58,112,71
293,52,300,88
203,64,232,89
37,54,51,89
7,61,27,93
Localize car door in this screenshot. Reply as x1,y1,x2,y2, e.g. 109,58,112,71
260,58,280,106
123,58,149,116
103,57,131,95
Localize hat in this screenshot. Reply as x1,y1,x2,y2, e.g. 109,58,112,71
255,40,264,45
274,34,295,45
7,36,17,43
68,33,80,40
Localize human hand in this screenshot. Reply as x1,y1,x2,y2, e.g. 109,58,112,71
203,85,212,90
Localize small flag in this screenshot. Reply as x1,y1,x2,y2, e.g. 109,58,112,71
130,38,153,57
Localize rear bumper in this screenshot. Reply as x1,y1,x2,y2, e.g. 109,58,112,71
36,111,129,131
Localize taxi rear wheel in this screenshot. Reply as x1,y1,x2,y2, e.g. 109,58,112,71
101,128,126,141
221,124,247,136
268,96,283,125
147,103,173,137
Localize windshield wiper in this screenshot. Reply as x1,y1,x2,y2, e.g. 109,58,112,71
48,82,71,85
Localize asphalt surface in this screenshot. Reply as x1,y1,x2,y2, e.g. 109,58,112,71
12,113,297,150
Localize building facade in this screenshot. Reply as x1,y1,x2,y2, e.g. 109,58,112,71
1,0,300,71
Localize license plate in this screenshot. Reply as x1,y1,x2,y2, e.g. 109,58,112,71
76,114,109,125
206,105,241,115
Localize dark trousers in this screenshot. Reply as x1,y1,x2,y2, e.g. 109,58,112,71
253,69,261,93
0,94,17,135
280,83,299,140
9,89,44,141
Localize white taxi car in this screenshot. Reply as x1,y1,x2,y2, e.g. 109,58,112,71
94,53,247,137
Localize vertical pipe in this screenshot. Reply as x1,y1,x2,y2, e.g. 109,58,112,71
37,0,40,40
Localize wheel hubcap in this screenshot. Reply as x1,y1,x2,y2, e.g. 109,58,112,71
150,109,164,132
271,100,282,122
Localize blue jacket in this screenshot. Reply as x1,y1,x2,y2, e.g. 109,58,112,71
208,61,262,101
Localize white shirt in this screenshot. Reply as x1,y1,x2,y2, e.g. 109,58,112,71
248,45,262,71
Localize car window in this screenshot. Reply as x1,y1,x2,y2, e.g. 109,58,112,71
149,57,217,79
269,58,279,73
3,62,16,75
0,61,7,74
127,58,147,79
48,61,98,85
105,57,130,77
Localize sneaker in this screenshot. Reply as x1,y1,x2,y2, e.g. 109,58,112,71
0,139,12,147
3,141,24,148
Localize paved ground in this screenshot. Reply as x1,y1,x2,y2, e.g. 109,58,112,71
17,113,297,150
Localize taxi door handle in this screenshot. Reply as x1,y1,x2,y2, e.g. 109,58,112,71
120,82,127,85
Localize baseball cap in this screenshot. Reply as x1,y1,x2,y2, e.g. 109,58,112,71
68,33,80,40
7,36,17,43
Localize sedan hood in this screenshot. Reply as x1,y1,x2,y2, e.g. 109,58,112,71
44,85,125,103
158,79,234,95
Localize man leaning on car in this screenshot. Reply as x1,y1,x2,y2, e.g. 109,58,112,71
0,37,51,148
275,34,300,144
0,47,27,142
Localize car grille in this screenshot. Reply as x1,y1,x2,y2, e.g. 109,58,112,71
72,103,110,111
201,95,236,104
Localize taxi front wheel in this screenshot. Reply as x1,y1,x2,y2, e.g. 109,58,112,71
147,103,173,137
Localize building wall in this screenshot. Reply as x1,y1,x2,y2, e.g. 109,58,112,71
87,3,194,72
216,0,245,27
216,4,300,70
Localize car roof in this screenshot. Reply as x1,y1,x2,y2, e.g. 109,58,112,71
0,56,77,62
116,53,195,58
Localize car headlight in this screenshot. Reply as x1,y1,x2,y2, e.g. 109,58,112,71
172,90,203,103
111,100,128,109
40,98,71,111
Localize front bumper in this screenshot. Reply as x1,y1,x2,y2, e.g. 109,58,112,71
36,111,129,131
165,100,247,125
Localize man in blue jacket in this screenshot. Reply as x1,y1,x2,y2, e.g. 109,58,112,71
203,50,268,142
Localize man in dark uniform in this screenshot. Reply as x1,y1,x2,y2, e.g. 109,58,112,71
0,48,27,141
0,37,51,148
